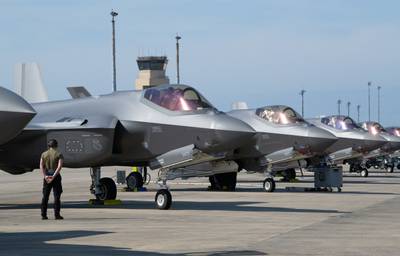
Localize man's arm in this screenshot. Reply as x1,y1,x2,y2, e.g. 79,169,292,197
40,157,46,178
52,158,63,178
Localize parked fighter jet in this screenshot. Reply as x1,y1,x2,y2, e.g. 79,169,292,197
207,105,338,192
0,84,255,209
0,86,36,145
308,116,386,177
360,122,400,173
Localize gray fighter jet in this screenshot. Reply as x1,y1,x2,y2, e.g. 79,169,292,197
0,84,255,209
0,87,36,145
308,116,387,177
360,122,400,173
207,105,338,192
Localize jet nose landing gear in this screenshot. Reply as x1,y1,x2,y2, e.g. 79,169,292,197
263,177,276,192
155,189,172,210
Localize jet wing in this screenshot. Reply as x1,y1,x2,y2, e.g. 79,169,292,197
67,86,92,99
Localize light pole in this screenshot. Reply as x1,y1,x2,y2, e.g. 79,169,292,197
175,34,181,84
347,101,351,117
357,105,360,122
300,89,306,117
377,86,381,123
111,10,118,92
337,99,342,115
368,81,371,121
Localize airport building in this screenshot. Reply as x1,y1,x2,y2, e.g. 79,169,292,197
135,56,170,90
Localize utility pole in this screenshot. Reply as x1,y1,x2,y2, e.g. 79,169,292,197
368,81,371,121
337,99,342,115
175,34,181,84
377,86,381,123
347,101,351,117
299,89,306,117
357,105,361,122
111,10,118,92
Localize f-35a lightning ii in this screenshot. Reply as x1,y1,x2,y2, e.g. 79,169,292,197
207,105,338,192
360,122,400,173
308,116,387,177
0,84,255,209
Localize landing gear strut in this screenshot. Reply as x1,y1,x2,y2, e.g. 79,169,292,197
90,167,117,200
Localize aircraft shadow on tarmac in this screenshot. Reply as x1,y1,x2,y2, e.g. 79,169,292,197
0,200,345,214
0,230,267,256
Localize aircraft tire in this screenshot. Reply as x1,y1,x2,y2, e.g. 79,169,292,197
282,169,296,181
208,176,220,190
386,165,394,173
360,169,369,177
263,178,275,192
288,169,296,180
209,172,237,191
155,189,172,210
97,177,117,200
126,172,144,190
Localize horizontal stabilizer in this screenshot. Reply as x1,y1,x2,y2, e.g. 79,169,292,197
67,86,92,99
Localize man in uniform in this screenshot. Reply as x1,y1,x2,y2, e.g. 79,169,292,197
40,139,64,220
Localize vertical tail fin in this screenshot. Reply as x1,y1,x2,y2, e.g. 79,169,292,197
14,62,48,103
231,101,249,110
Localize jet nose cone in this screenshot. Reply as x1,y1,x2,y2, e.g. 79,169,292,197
363,133,387,152
306,126,338,153
205,113,256,152
380,134,400,152
0,87,36,144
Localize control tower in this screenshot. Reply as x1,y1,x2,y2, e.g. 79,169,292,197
135,56,170,90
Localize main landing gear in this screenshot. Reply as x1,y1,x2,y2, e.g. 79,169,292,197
208,172,237,191
90,166,173,210
90,167,117,200
349,163,368,177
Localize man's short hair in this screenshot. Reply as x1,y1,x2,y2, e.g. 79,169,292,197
48,139,58,148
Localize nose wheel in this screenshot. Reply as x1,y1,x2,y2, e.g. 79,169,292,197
263,177,276,192
360,168,369,177
155,189,172,210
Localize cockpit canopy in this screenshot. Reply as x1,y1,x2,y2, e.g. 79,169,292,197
360,122,386,135
256,105,304,125
386,127,400,137
143,84,213,112
321,116,359,131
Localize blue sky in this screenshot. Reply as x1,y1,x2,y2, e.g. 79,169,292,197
1,0,400,125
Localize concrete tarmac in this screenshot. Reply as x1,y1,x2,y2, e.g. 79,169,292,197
0,167,400,256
